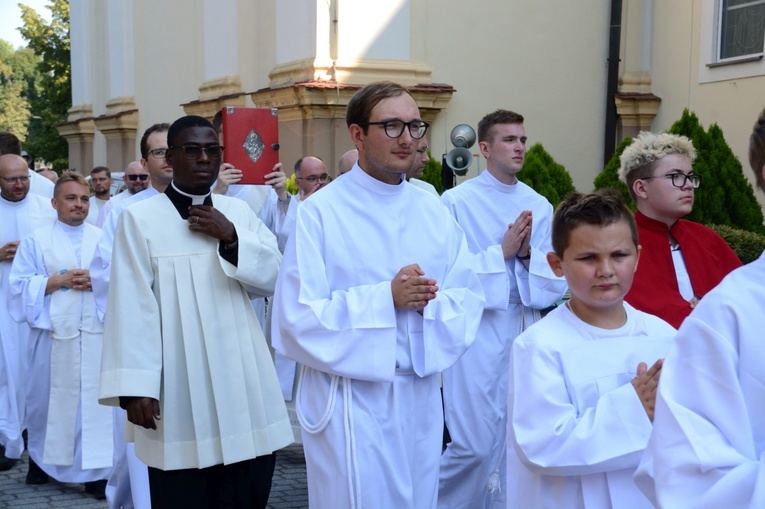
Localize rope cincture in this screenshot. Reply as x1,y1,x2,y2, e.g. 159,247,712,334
296,365,363,509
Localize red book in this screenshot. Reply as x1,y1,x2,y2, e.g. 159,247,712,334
221,107,280,185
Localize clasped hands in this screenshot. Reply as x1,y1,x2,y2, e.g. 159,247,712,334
502,210,533,260
391,264,439,312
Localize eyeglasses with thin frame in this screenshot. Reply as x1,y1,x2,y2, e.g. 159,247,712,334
297,174,332,184
147,148,168,159
641,173,701,189
361,119,430,140
127,174,149,182
0,175,30,184
170,145,225,160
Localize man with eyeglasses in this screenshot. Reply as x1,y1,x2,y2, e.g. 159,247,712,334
85,166,112,226
272,81,488,509
100,115,291,509
0,131,54,199
0,154,57,472
438,109,566,509
619,131,741,328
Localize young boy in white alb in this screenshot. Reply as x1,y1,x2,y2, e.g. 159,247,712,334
508,189,675,509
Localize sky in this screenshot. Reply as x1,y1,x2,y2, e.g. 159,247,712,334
0,0,51,50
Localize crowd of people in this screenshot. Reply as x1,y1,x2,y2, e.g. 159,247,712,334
0,81,764,509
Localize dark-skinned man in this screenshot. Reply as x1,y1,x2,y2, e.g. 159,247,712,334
99,116,292,509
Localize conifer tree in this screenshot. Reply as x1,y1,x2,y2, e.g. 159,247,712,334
594,137,634,210
516,143,576,208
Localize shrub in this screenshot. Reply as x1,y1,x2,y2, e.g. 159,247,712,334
516,143,576,208
709,224,765,264
593,137,634,210
420,150,445,195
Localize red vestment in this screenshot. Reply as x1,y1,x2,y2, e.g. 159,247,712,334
625,210,742,328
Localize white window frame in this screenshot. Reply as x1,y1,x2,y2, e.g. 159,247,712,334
700,0,765,83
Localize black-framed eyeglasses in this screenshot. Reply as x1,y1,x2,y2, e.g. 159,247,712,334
0,175,30,184
127,174,149,181
361,119,429,139
297,174,331,184
147,148,168,159
641,173,701,189
170,145,224,159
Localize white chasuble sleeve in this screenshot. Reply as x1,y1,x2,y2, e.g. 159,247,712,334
511,336,652,476
416,212,485,376
217,202,281,298
272,209,398,382
99,210,162,405
635,297,765,509
8,235,50,329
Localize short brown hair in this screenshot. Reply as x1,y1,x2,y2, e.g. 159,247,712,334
552,189,638,257
90,166,111,178
140,123,170,158
54,172,89,196
346,82,409,133
749,107,765,192
477,109,524,144
618,132,696,201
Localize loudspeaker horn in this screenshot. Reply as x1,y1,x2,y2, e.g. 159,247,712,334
446,147,473,176
450,124,476,149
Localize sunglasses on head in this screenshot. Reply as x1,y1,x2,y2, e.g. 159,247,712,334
127,174,149,181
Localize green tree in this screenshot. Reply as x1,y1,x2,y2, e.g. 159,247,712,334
421,150,445,195
516,143,576,208
18,0,71,170
0,40,42,143
0,60,31,140
593,136,634,210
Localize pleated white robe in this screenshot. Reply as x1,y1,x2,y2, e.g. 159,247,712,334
510,303,675,509
271,166,488,509
634,253,765,509
99,192,293,471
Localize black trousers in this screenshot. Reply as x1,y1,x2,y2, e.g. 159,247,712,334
147,453,276,509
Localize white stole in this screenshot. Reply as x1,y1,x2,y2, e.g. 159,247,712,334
35,221,113,468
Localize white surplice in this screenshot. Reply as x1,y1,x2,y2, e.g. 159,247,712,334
29,170,54,198
439,170,567,509
0,193,56,458
271,165,488,509
510,303,675,509
99,192,293,470
634,253,765,509
9,219,113,482
85,196,108,226
90,186,159,321
408,177,439,196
